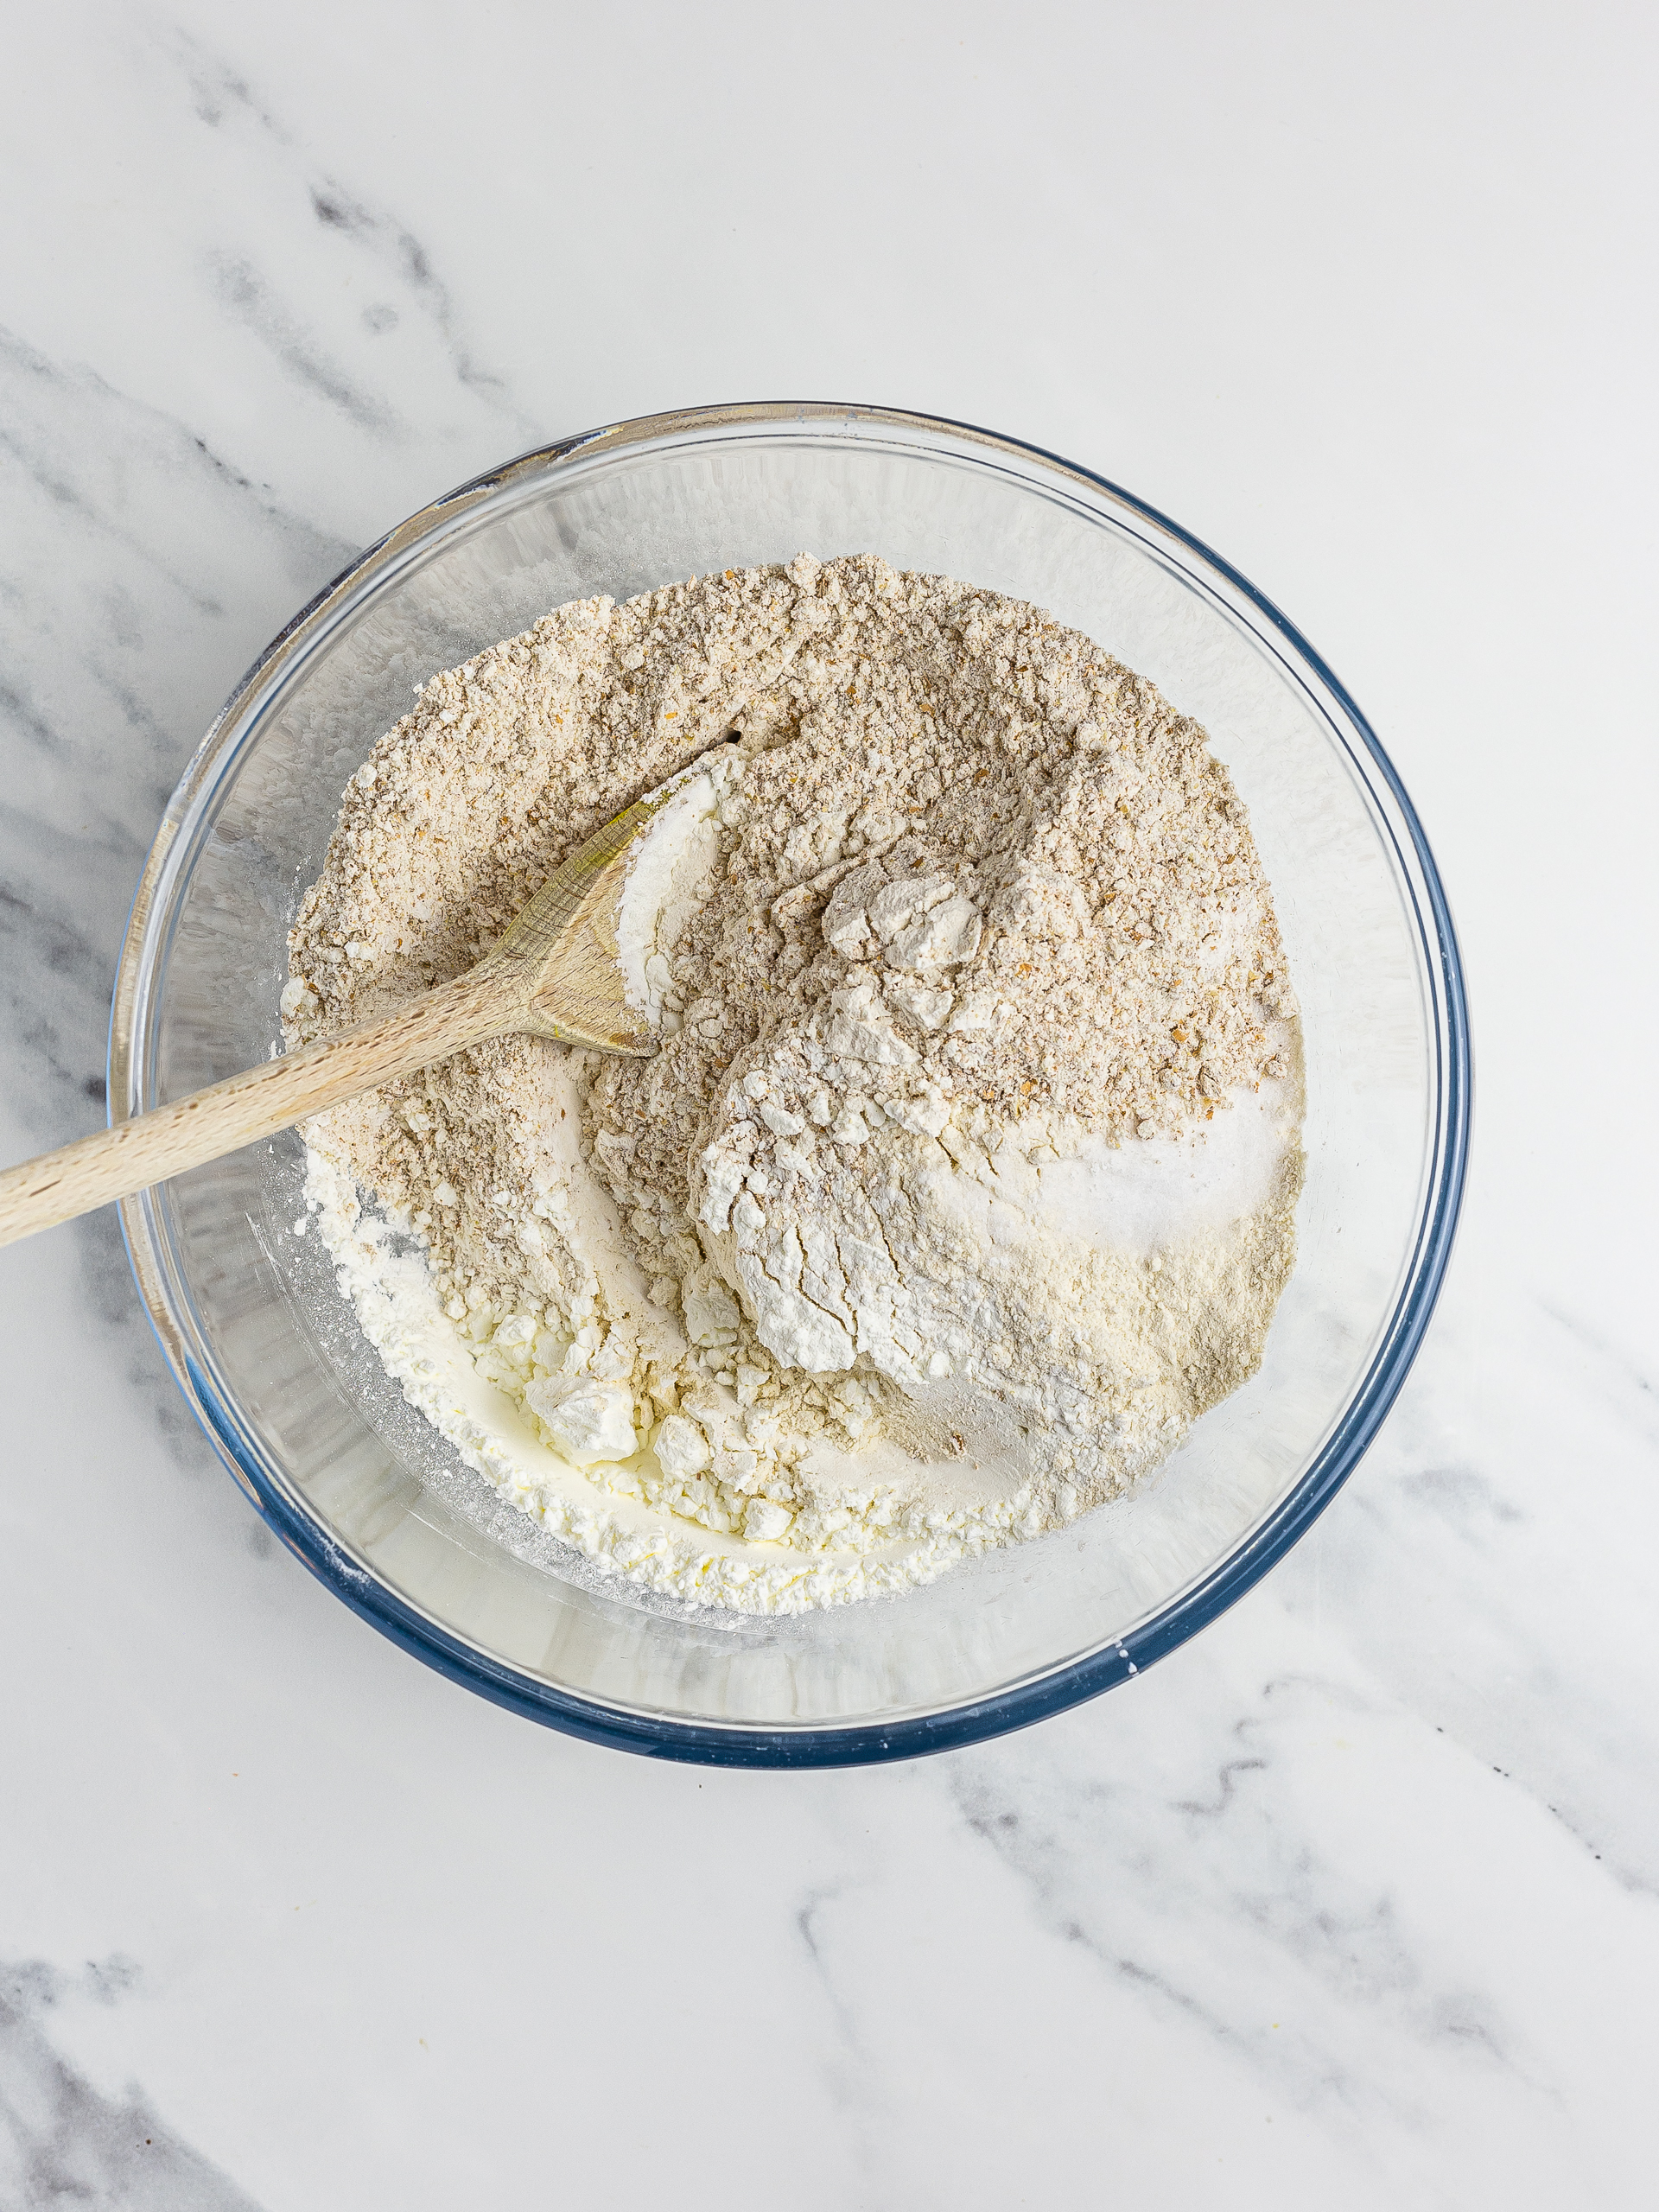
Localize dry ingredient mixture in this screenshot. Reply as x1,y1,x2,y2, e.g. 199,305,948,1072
288,556,1304,1613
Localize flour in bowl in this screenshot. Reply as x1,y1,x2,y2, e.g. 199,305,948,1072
288,556,1303,1613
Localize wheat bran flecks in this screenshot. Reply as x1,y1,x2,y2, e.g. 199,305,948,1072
288,556,1304,1614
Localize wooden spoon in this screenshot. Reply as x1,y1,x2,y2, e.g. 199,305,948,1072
0,766,709,1250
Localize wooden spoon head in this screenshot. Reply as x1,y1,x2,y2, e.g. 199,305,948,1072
480,755,723,1057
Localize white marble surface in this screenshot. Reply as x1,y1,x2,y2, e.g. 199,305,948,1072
2,2,1656,2203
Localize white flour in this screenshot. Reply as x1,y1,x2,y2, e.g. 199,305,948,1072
289,556,1304,1613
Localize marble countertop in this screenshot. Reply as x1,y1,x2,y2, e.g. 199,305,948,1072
3,3,1655,2204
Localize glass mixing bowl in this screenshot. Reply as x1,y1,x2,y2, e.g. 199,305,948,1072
111,403,1469,1766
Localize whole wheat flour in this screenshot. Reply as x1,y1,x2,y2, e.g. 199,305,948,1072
287,556,1304,1613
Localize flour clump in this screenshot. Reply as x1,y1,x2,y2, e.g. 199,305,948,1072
289,556,1304,1614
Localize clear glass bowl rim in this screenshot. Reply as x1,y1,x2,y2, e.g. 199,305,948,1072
110,399,1471,1769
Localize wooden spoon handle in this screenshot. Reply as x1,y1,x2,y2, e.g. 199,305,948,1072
0,966,524,1250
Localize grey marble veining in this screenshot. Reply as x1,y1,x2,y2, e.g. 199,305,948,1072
1,1960,260,2211
2,3,1655,2206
